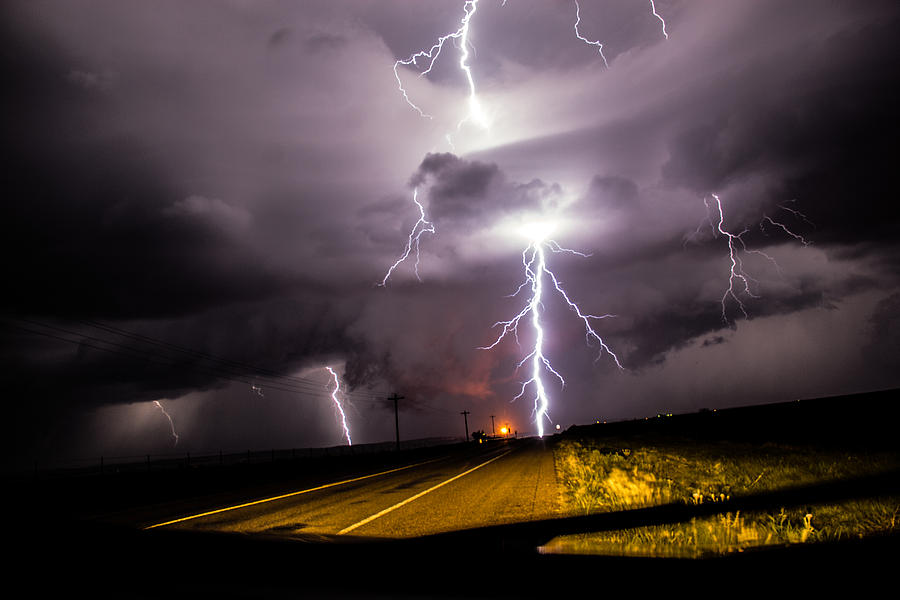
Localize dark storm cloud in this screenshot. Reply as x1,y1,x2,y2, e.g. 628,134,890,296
410,152,561,227
270,25,348,54
863,292,900,376
2,291,383,461
304,32,348,53
2,139,290,319
658,8,900,245
267,27,292,48
454,1,900,380
0,5,300,320
3,0,900,463
0,1,398,460
702,336,725,348
581,175,639,211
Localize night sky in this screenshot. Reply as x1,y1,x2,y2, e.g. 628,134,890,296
3,0,899,466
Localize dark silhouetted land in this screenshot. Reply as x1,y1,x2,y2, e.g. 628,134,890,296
9,388,899,598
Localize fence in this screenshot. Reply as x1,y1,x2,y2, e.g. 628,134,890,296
16,436,463,477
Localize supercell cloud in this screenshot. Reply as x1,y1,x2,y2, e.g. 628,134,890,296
2,0,898,465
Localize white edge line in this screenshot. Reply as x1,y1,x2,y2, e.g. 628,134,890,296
338,450,511,535
143,457,442,530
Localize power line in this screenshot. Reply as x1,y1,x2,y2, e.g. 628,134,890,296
4,316,465,417
76,319,473,410
74,318,380,399
2,317,390,405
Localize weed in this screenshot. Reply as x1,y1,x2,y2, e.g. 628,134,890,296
548,436,899,557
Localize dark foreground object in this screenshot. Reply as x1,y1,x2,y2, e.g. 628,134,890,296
565,387,900,449
14,518,899,598
11,389,900,597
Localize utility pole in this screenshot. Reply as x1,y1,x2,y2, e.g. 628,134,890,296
460,410,470,441
389,393,404,451
490,415,496,435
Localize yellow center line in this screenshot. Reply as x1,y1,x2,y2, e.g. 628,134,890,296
338,450,512,535
143,457,442,530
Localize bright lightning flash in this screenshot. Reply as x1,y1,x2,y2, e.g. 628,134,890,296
480,224,622,437
380,188,435,286
153,400,179,447
648,1,669,39
393,0,489,148
394,0,669,143
325,367,352,446
703,193,812,323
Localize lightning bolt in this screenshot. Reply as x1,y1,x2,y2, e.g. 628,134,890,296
325,366,352,446
573,0,609,67
392,0,488,149
648,0,669,40
479,229,622,437
702,193,812,323
380,188,435,286
760,208,812,247
386,0,672,283
573,0,669,66
394,0,669,138
153,400,179,447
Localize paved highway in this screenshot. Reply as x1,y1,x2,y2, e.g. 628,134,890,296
142,438,560,539
13,437,898,597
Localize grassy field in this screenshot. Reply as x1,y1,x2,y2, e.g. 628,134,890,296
544,433,900,558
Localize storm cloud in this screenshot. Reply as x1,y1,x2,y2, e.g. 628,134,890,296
2,0,898,465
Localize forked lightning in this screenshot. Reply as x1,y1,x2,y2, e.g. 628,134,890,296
379,188,435,286
479,226,622,437
701,193,813,322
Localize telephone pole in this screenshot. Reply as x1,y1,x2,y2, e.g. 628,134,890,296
460,410,470,441
489,415,496,435
389,393,404,451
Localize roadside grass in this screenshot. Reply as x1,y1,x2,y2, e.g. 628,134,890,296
545,436,900,557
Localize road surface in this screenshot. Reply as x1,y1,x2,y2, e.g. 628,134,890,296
140,438,560,539
12,437,899,598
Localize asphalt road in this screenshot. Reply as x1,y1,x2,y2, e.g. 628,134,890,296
12,435,899,597
142,437,560,539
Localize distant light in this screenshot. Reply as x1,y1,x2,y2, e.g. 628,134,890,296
555,424,561,431
519,220,556,242
469,95,492,129
500,426,508,435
